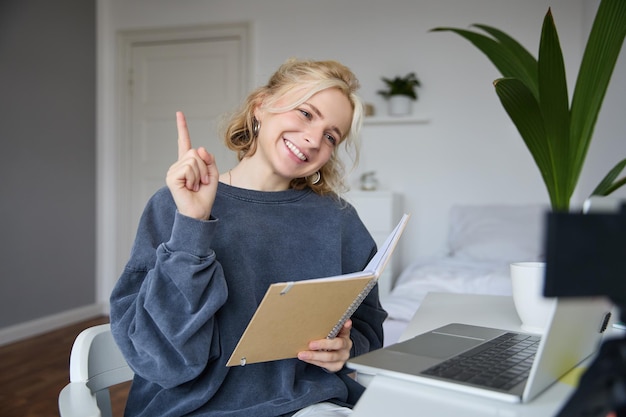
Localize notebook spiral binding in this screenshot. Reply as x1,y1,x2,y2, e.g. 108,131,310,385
326,279,378,339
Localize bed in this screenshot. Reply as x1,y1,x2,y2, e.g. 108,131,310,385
380,203,547,346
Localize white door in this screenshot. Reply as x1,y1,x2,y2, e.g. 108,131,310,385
116,24,249,279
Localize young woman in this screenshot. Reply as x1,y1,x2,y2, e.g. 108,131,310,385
110,58,387,417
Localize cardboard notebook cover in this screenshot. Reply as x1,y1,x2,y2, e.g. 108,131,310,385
226,213,410,367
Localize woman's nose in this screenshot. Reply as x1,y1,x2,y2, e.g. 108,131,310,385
303,129,323,147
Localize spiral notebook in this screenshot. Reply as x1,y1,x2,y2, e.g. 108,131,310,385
226,213,410,367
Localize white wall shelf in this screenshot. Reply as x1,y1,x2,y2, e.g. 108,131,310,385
363,115,430,125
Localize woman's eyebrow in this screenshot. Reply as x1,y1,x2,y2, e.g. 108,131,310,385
306,103,344,138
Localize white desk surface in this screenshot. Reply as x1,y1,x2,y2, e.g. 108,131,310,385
351,293,583,417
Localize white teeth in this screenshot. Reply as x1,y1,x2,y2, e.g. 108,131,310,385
285,139,307,161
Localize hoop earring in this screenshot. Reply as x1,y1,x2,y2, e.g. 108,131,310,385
252,118,260,137
310,171,321,185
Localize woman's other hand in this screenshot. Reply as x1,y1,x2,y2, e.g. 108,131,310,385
166,111,219,220
297,320,354,373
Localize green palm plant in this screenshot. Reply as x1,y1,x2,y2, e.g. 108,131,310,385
432,0,626,211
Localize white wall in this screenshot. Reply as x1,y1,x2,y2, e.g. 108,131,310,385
98,0,626,299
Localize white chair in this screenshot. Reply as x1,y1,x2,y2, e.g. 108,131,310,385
58,323,134,417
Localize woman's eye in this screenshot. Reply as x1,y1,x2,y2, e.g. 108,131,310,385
325,134,337,146
297,108,336,146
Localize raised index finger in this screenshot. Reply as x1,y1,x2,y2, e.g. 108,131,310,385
176,111,192,159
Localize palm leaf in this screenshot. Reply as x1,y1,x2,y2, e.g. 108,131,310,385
591,158,626,196
471,24,539,95
537,8,571,210
493,78,561,208
430,27,539,98
569,0,626,192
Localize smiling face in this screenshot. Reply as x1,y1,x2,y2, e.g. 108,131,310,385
252,87,353,184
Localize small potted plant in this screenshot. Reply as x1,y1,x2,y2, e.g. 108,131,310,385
377,72,421,116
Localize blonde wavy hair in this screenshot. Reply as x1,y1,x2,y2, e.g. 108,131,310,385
221,58,363,196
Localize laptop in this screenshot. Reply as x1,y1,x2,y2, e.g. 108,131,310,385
349,200,618,403
348,295,612,403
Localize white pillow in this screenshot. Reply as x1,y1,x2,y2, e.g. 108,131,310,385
447,204,547,262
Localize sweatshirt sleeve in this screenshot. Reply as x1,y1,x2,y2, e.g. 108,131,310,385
349,282,387,357
109,189,228,388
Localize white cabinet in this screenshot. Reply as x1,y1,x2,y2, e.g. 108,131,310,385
346,190,402,297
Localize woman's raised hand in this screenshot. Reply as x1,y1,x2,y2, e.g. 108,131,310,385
165,111,219,220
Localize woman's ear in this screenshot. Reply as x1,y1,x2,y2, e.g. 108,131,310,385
253,101,264,123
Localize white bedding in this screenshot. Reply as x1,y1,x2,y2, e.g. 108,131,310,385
379,203,547,346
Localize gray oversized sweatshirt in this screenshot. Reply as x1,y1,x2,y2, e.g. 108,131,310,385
110,183,387,417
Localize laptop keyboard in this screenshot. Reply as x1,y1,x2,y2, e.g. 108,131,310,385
422,332,541,391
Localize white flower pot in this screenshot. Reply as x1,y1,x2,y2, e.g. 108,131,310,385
510,262,557,334
387,96,413,116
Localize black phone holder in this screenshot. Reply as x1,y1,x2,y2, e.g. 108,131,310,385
543,208,626,417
